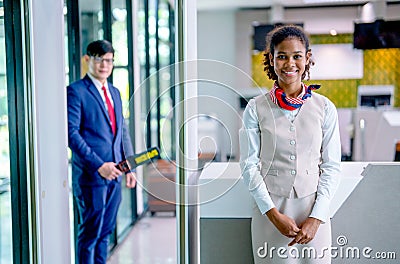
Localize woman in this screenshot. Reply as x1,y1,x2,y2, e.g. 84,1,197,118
239,25,341,263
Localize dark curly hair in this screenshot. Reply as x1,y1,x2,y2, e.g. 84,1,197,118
263,25,314,81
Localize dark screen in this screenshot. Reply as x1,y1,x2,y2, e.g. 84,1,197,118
360,95,391,107
354,20,400,49
253,24,275,52
253,23,303,52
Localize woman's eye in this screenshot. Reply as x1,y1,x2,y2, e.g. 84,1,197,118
294,55,302,59
277,55,286,59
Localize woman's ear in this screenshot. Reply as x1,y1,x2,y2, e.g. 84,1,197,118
306,49,312,65
269,53,274,66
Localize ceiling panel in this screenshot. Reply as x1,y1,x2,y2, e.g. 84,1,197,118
197,0,396,11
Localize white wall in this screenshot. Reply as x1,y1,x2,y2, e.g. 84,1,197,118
234,10,268,91
387,3,400,20
197,10,240,160
285,6,359,34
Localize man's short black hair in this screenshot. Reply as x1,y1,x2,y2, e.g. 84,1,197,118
86,40,115,57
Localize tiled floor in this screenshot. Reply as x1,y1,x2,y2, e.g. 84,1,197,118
107,213,176,264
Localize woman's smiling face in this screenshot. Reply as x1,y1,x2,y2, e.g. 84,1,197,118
269,38,310,88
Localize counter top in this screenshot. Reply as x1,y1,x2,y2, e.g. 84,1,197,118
199,161,369,218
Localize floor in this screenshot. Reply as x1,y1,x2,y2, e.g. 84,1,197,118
107,213,177,264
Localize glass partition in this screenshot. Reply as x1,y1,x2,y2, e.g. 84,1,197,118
67,0,137,255
111,0,133,238
0,3,12,262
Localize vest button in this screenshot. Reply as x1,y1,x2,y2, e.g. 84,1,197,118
290,155,296,160
291,170,296,175
290,126,295,131
290,140,296,145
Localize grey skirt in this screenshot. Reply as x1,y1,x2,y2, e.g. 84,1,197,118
251,192,331,264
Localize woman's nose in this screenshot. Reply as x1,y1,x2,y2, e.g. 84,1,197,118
286,57,295,66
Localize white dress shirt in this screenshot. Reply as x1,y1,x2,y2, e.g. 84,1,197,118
87,72,115,109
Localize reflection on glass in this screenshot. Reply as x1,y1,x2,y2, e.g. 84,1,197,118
113,67,132,236
112,6,128,67
111,0,135,240
148,0,158,150
137,0,149,215
80,0,103,77
117,185,132,237
112,68,129,108
158,0,173,160
0,5,13,263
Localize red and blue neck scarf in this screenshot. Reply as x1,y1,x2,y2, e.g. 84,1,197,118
269,82,321,111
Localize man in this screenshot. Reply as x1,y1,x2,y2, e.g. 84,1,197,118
67,40,136,264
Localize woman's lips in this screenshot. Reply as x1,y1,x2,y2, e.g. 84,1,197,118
283,70,298,76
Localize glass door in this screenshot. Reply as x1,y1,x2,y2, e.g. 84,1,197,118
110,0,136,239
66,0,137,255
158,0,174,161
0,2,12,262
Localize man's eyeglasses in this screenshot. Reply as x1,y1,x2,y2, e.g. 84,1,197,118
91,56,114,65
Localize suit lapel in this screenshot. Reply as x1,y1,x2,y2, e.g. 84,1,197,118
84,75,123,135
109,83,122,134
84,75,111,123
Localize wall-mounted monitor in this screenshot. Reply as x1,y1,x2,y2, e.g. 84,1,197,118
354,20,400,49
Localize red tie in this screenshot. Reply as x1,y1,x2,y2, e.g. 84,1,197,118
102,86,116,135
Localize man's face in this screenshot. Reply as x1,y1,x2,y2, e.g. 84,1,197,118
86,52,114,83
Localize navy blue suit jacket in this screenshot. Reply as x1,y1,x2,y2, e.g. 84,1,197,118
67,74,133,187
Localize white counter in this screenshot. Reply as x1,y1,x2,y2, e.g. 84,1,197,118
199,161,369,219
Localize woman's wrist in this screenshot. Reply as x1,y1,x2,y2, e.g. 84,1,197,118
265,207,279,222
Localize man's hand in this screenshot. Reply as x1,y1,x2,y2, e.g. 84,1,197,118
126,172,137,188
98,162,122,180
288,217,322,246
266,208,300,238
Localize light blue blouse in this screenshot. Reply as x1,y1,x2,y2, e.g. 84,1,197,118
239,96,342,223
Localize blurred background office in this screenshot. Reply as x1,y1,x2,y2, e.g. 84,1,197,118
0,0,399,263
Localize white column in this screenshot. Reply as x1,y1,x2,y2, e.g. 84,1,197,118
29,0,71,263
184,0,198,172
269,4,284,24
371,0,387,20
360,0,387,22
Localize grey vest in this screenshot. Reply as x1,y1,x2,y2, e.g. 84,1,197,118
254,93,326,198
